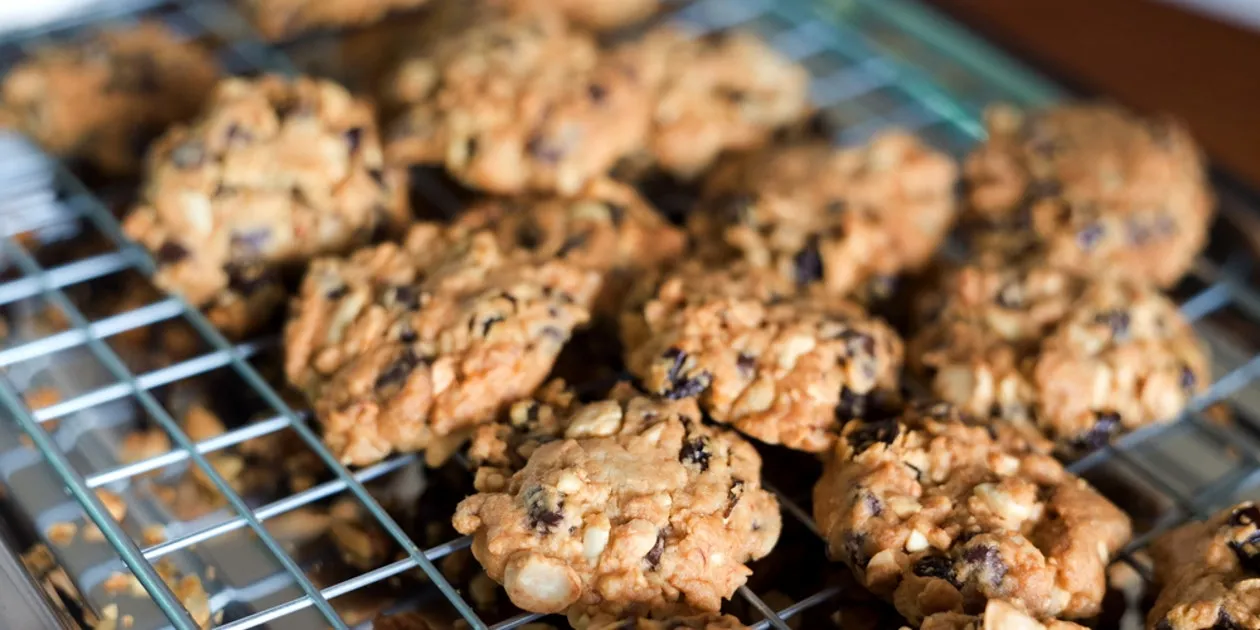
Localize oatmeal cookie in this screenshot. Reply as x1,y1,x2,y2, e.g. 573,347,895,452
964,103,1212,287
621,262,903,452
241,0,430,40
813,402,1132,624
689,133,958,299
1148,502,1260,629
453,393,780,621
910,255,1208,454
624,28,811,178
284,223,600,466
0,22,218,175
492,0,659,30
122,75,408,337
455,178,686,314
921,600,1086,630
385,12,652,195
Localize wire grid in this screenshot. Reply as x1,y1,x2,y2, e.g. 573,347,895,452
0,0,1258,628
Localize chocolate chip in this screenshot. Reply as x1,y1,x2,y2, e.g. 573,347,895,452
793,237,824,287
156,241,189,264
913,555,958,587
170,142,205,169
1072,411,1120,451
526,135,564,164
659,348,711,400
326,285,349,300
679,437,710,471
724,479,744,518
556,232,590,257
524,486,564,533
375,349,423,390
344,127,363,153
962,545,1007,587
644,531,665,569
846,417,898,454
588,83,607,102
1094,309,1131,340
1180,365,1197,393
736,353,756,378
1077,223,1104,251
836,387,869,422
843,533,869,568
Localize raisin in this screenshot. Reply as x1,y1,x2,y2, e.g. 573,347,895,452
477,314,505,337
1026,179,1062,201
588,83,607,102
1127,220,1153,246
526,135,564,164
912,555,958,587
326,285,349,300
846,417,898,454
170,142,205,169
1214,610,1245,630
524,486,564,533
156,241,189,264
344,127,363,153
860,490,882,517
375,349,423,390
1076,223,1104,250
644,531,665,569
836,387,869,421
391,285,420,309
825,199,847,214
556,232,590,257
838,330,876,356
516,221,543,249
679,437,710,471
793,236,824,287
229,229,269,256
369,168,386,188
606,202,626,227
659,348,711,400
1179,365,1197,393
736,353,756,378
224,263,273,296
962,545,1007,587
1230,505,1260,527
725,479,745,518
398,328,417,343
1072,411,1120,451
843,533,869,568
714,193,753,223
1094,309,1131,340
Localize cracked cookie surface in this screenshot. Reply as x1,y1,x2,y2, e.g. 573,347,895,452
813,402,1131,625
621,262,903,452
622,28,811,178
910,255,1208,455
0,22,218,175
284,223,600,467
1148,502,1260,630
123,74,408,337
453,393,780,623
688,132,958,300
385,12,652,195
964,103,1212,287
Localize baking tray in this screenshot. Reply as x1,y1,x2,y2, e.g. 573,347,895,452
1,0,1260,628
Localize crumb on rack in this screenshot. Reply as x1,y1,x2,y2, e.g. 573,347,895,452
23,385,60,411
120,428,171,464
46,521,77,546
182,404,225,442
142,525,167,547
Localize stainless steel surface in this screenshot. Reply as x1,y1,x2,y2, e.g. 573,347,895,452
0,0,1257,628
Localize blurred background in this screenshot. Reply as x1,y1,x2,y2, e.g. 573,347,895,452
928,0,1260,187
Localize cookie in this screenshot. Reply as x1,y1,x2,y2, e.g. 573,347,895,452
910,255,1209,454
621,262,904,452
385,12,652,195
1148,502,1260,629
284,222,600,467
454,178,686,315
492,0,659,30
452,393,781,621
920,600,1086,630
813,402,1132,624
688,132,958,300
242,0,430,40
624,28,811,178
122,75,408,337
964,103,1212,287
0,22,218,175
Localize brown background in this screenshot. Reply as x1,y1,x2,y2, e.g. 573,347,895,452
926,0,1260,187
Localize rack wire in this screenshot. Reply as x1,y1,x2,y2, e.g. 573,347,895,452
1,0,1259,628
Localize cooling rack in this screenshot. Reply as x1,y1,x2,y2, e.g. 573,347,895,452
2,0,1260,628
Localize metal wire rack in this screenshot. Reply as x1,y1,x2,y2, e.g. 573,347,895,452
2,0,1260,628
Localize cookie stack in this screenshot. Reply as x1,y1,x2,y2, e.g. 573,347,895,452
0,1,1223,628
